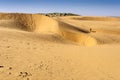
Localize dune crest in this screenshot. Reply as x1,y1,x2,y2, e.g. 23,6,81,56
0,13,120,46
0,13,59,34
0,13,98,46
71,16,120,21
58,21,97,46
61,29,97,46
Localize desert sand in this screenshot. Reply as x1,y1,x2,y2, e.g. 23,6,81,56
0,13,120,80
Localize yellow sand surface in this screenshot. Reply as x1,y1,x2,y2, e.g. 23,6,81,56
0,13,120,80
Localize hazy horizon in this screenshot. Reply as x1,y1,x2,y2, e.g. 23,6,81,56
0,0,120,16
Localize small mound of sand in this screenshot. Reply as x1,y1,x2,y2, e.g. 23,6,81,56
60,29,97,46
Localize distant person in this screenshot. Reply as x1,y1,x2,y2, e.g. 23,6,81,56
89,28,96,33
90,28,92,32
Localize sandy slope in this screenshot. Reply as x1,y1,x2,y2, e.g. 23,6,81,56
56,16,120,45
0,13,59,33
0,13,120,80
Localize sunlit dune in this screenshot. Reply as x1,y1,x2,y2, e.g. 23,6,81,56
0,13,120,80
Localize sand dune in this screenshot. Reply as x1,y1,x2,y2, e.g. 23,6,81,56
56,16,120,45
0,13,59,33
1,13,120,46
70,16,120,21
0,13,97,46
57,20,97,46
0,13,120,80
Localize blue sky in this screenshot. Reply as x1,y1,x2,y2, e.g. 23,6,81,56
0,0,120,16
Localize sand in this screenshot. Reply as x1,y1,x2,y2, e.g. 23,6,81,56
0,13,120,80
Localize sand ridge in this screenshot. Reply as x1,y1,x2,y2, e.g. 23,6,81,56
56,16,120,45
0,13,120,46
0,13,59,34
0,13,120,80
67,16,120,21
0,13,97,46
1,13,120,46
57,20,97,46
